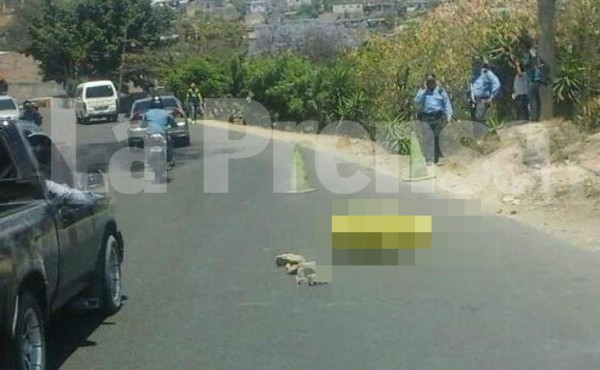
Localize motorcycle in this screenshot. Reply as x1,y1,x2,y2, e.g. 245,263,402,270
21,102,43,126
145,132,168,184
27,110,43,126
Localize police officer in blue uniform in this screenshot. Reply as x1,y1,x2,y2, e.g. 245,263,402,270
468,56,501,125
414,74,453,165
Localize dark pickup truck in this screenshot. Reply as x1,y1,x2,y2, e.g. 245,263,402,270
0,120,124,369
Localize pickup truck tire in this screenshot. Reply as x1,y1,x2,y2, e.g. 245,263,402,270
10,291,46,370
96,232,123,315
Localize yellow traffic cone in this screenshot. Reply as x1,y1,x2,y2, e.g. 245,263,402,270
285,144,317,194
403,131,435,182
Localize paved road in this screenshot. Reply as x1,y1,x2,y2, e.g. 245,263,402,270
39,111,600,369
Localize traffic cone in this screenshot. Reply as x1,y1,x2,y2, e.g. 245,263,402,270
403,131,435,182
285,144,317,194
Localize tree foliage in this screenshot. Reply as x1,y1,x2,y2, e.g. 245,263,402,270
165,57,231,100
9,0,173,88
153,0,598,144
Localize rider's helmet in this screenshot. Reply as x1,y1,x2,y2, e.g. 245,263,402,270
149,95,164,109
23,100,34,111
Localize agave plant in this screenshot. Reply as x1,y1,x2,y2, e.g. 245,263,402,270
553,48,585,105
375,113,411,155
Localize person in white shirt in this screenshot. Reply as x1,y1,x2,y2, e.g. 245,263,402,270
513,62,530,122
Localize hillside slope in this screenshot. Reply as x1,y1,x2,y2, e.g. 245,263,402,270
0,52,65,99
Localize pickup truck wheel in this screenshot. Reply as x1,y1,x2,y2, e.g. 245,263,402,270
98,233,122,315
11,291,46,370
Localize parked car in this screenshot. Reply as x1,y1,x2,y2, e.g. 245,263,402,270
0,95,20,121
0,120,124,369
127,95,191,148
75,80,119,124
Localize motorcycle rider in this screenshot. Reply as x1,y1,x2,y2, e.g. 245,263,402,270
141,95,176,169
21,100,43,126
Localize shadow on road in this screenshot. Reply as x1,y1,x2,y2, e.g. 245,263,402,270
46,297,128,370
75,140,202,173
75,140,129,172
175,146,203,162
79,118,114,125
45,312,108,370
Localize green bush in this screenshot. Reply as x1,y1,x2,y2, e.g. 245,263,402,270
165,58,230,101
241,53,316,122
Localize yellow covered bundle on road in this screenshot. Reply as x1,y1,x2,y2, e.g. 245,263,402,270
331,200,433,266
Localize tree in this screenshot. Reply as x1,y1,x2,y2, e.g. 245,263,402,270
11,0,173,89
538,0,557,119
297,4,319,18
194,14,247,56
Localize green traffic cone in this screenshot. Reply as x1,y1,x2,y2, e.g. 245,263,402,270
403,131,435,182
286,144,317,194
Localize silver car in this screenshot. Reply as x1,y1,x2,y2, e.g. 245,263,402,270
127,95,191,148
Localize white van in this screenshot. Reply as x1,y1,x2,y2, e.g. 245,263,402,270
75,80,119,124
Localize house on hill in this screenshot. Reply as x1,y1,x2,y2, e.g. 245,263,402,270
286,0,312,9
332,3,364,14
248,0,268,13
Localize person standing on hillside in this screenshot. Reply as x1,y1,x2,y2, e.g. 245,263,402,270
519,33,549,122
468,56,501,125
186,82,203,122
513,61,530,122
414,74,453,165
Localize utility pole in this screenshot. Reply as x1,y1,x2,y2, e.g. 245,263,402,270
538,0,556,120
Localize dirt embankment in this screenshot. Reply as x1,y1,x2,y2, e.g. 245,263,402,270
200,119,600,251
0,52,64,100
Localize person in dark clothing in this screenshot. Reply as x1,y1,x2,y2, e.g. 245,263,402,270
21,101,43,126
519,33,549,122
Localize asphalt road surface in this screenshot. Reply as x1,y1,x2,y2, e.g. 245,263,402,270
38,110,600,369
